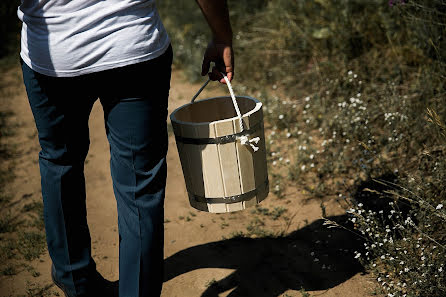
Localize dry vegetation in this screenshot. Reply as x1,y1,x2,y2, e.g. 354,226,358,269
159,1,446,296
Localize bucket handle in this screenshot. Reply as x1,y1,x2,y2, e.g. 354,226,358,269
190,74,260,152
191,74,244,133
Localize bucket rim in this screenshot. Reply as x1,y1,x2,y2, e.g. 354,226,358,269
169,95,262,126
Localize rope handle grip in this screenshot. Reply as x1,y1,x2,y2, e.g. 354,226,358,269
190,74,260,151
191,74,244,133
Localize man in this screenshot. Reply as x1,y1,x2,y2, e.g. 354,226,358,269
18,1,234,296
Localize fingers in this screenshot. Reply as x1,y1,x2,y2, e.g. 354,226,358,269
224,71,233,83
222,47,234,82
208,66,232,84
208,67,234,84
216,70,233,84
202,42,234,83
208,67,221,81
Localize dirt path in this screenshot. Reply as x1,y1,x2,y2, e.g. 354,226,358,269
0,67,377,297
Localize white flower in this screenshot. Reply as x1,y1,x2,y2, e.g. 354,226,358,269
404,217,414,225
286,132,291,138
305,96,310,102
436,204,443,210
278,114,284,120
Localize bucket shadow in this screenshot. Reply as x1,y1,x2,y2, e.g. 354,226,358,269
164,214,364,297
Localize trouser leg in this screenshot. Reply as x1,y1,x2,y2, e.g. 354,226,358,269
21,61,97,296
99,46,172,297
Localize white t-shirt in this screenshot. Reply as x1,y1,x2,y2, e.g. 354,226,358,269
18,0,170,77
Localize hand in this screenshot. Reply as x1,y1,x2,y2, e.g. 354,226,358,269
201,40,234,84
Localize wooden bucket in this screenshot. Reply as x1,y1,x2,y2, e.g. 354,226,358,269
170,78,269,213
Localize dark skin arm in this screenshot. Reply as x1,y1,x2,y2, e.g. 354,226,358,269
196,0,234,83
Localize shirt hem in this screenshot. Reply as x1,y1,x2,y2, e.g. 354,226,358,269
20,39,171,77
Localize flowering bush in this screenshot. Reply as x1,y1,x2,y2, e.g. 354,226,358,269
344,194,446,296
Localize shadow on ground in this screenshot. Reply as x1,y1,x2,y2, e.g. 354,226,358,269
164,214,365,297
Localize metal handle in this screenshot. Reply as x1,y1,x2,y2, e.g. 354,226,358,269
191,78,211,103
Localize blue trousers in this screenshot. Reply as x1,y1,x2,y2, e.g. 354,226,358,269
21,46,172,297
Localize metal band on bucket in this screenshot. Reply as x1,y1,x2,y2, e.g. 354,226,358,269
189,179,269,204
175,122,262,145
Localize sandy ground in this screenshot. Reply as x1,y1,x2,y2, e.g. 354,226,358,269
0,66,378,297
